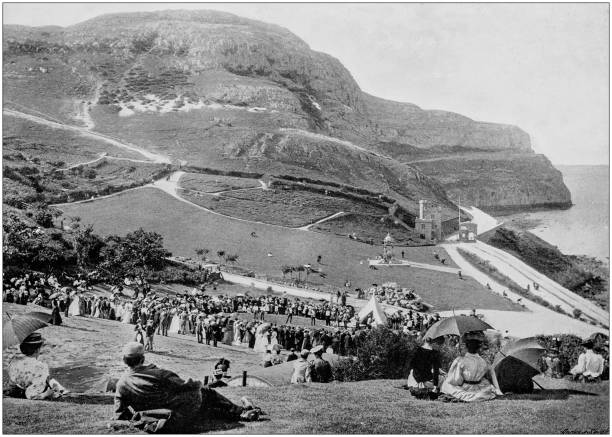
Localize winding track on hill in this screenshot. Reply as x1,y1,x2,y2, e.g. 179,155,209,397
3,107,171,164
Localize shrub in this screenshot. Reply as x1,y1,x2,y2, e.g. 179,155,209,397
536,334,587,375
333,327,461,382
573,308,582,319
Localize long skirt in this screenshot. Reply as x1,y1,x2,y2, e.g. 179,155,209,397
440,379,497,402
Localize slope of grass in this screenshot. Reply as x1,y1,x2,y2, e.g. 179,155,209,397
3,378,608,434
57,187,520,312
3,115,146,165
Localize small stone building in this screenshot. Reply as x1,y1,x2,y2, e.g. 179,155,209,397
414,200,442,242
458,222,478,242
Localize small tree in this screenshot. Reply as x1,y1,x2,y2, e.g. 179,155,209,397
216,250,226,265
573,308,582,319
195,248,210,262
281,265,292,279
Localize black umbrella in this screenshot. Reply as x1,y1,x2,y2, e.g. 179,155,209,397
424,315,493,339
493,337,546,393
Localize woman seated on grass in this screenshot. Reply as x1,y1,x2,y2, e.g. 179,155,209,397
7,332,68,400
406,336,445,393
440,332,503,402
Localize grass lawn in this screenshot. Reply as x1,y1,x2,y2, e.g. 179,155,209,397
3,378,608,434
58,187,520,312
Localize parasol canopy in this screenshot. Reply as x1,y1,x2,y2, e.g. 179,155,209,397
424,315,493,340
3,313,49,349
493,337,546,393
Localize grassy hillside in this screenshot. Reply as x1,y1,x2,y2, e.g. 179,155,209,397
480,225,609,309
3,379,608,434
57,187,520,312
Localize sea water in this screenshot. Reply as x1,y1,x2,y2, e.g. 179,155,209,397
501,165,609,262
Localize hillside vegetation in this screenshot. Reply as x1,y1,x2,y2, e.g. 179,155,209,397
3,10,571,217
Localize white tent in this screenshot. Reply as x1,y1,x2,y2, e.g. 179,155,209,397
358,296,388,326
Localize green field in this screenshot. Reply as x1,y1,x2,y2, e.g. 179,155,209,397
58,187,519,312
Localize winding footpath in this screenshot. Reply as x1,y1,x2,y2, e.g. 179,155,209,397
3,108,171,164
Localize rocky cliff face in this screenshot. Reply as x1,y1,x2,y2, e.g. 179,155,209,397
411,153,572,213
2,10,571,215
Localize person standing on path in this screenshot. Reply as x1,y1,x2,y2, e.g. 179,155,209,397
145,320,155,351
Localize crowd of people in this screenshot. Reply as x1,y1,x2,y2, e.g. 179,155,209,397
363,282,427,311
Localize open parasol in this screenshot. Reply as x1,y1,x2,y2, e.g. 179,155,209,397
3,313,49,349
493,337,546,393
424,315,493,340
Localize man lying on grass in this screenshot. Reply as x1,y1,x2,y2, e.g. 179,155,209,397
114,342,263,432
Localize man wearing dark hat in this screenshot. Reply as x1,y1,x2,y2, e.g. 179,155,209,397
114,342,261,428
309,345,333,383
570,340,605,381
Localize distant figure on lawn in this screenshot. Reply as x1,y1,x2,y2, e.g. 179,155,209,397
114,342,262,431
440,333,503,402
7,333,68,400
291,349,312,384
309,345,332,383
570,340,605,382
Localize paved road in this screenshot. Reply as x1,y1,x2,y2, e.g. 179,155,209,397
368,259,461,275
469,241,608,325
442,243,608,337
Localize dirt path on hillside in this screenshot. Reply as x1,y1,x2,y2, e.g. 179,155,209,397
368,259,461,275
298,211,346,230
152,171,325,232
3,108,171,164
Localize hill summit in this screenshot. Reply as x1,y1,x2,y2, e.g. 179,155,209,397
3,9,571,217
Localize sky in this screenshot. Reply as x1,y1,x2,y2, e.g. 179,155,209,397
3,2,610,165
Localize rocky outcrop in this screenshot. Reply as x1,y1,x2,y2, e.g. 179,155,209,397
411,153,572,213
2,10,571,214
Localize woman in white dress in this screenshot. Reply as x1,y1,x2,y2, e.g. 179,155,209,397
168,308,181,334
440,334,503,402
92,297,101,318
122,302,132,323
253,323,269,353
232,322,243,346
67,293,82,316
269,330,279,348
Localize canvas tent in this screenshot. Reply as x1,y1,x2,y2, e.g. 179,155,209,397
357,296,388,326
